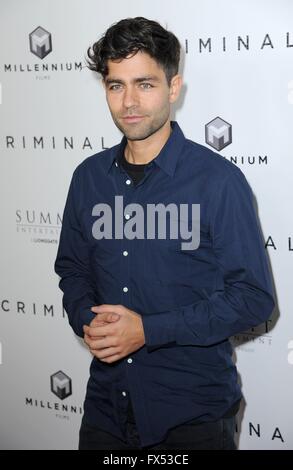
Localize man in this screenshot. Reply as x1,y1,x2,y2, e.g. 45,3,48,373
55,17,275,450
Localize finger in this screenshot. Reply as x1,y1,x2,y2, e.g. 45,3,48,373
86,323,116,338
84,324,112,339
89,318,110,329
100,354,123,364
91,350,121,363
93,312,120,323
91,304,122,314
86,334,107,342
91,347,121,360
84,333,91,347
91,304,115,314
84,324,105,338
84,333,97,348
89,337,117,350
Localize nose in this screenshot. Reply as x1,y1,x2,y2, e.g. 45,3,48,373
122,85,139,109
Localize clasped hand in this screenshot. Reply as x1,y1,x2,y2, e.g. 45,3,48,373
83,304,145,364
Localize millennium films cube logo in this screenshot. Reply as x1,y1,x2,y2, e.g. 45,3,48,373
50,371,72,400
29,26,52,59
205,117,232,151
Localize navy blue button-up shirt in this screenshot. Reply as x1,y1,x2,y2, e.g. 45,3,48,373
55,121,274,447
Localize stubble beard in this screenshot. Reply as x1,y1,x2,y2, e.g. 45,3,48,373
111,108,170,141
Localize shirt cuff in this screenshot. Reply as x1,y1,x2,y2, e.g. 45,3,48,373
142,309,179,350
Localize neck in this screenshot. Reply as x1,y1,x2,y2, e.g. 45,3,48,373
125,120,172,164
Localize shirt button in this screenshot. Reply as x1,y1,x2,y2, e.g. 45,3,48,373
115,161,118,167
127,358,133,364
125,214,130,220
122,391,127,397
123,287,128,293
126,179,131,185
123,251,128,256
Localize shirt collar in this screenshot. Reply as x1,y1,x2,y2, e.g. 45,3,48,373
106,121,186,177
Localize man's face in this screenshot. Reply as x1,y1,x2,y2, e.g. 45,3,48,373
104,50,180,141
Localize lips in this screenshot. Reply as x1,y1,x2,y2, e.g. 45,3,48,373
122,116,145,123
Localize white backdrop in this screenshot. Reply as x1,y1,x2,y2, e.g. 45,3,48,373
0,0,292,450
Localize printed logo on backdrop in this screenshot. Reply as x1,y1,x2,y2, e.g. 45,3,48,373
265,235,293,253
25,371,82,421
1,298,66,320
235,419,285,445
204,116,269,166
184,32,293,54
3,134,109,152
29,26,52,59
1,24,107,153
2,25,83,77
16,209,61,244
205,117,232,151
230,318,275,352
51,371,72,400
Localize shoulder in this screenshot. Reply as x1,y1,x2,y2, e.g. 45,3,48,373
183,138,247,185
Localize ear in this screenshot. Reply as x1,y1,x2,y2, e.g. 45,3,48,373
169,74,182,104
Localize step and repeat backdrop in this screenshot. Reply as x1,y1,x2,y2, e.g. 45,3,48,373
0,0,292,449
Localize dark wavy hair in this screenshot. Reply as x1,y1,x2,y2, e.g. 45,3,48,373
87,17,181,85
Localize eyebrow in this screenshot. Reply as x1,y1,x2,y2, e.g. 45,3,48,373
105,76,160,85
